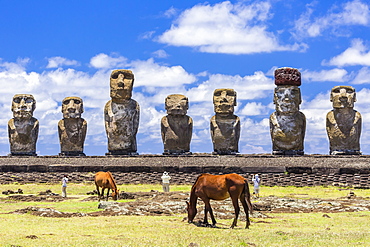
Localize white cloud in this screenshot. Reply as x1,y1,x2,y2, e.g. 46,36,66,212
351,67,370,84
46,56,80,68
129,58,196,88
323,39,370,67
163,6,178,18
186,71,275,102
302,68,348,82
90,53,128,69
240,102,269,116
152,49,169,58
157,1,304,54
293,0,370,38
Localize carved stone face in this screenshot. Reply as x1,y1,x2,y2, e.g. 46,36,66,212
12,94,36,119
110,70,134,100
165,94,188,116
213,89,237,115
62,96,83,119
274,86,301,113
330,86,356,109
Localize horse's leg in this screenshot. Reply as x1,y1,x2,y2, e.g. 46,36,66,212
203,198,216,226
106,188,110,201
240,193,250,229
101,188,105,201
230,195,240,229
201,198,209,225
96,184,101,201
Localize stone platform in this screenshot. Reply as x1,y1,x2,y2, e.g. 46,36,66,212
0,154,369,187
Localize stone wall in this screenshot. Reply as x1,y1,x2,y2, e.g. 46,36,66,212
0,154,369,188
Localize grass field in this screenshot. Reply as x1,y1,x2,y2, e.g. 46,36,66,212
0,183,369,247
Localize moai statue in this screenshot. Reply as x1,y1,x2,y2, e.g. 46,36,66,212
161,94,193,155
210,88,240,155
326,86,362,155
8,94,39,156
104,69,140,155
58,96,87,156
270,68,306,155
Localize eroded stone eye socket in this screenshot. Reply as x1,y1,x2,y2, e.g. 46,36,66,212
63,99,81,105
111,71,123,79
333,88,354,94
214,90,235,97
13,97,33,104
111,71,133,80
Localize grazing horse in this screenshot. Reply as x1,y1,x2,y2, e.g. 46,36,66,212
94,171,119,201
186,173,252,229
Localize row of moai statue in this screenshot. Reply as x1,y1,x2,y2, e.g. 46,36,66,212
7,68,362,156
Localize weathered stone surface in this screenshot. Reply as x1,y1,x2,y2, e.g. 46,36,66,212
270,68,306,155
274,67,301,86
58,96,87,156
104,70,140,155
8,94,39,156
326,86,361,155
210,89,240,155
161,94,192,154
1,155,370,187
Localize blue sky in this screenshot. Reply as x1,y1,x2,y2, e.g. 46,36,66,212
1,0,370,156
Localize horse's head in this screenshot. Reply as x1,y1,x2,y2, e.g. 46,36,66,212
112,189,119,201
186,201,197,223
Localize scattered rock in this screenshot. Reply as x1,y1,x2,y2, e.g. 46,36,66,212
26,235,38,239
5,191,370,219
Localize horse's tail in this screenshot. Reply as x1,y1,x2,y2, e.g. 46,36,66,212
244,179,253,213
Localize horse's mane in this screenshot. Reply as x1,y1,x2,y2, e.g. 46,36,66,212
106,171,117,189
191,173,209,191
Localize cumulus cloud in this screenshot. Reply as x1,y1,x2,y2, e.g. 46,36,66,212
157,1,304,54
186,71,275,102
129,58,197,89
302,68,349,82
90,53,128,69
46,56,80,68
240,102,269,116
293,0,370,38
152,49,169,58
323,39,370,67
351,67,370,84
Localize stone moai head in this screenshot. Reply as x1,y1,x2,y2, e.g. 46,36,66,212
110,69,134,101
330,86,356,109
12,94,36,119
62,96,84,119
165,94,188,116
213,88,237,116
273,68,302,114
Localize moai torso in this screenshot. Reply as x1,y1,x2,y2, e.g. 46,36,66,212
210,89,240,155
104,70,140,155
269,68,306,155
161,94,192,154
326,86,361,155
8,94,39,156
58,97,87,156
105,99,140,152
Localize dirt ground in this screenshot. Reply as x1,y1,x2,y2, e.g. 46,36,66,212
3,190,370,220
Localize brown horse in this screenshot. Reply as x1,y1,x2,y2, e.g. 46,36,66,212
94,171,119,201
186,173,252,229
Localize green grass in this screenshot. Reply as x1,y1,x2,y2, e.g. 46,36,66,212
0,183,369,246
